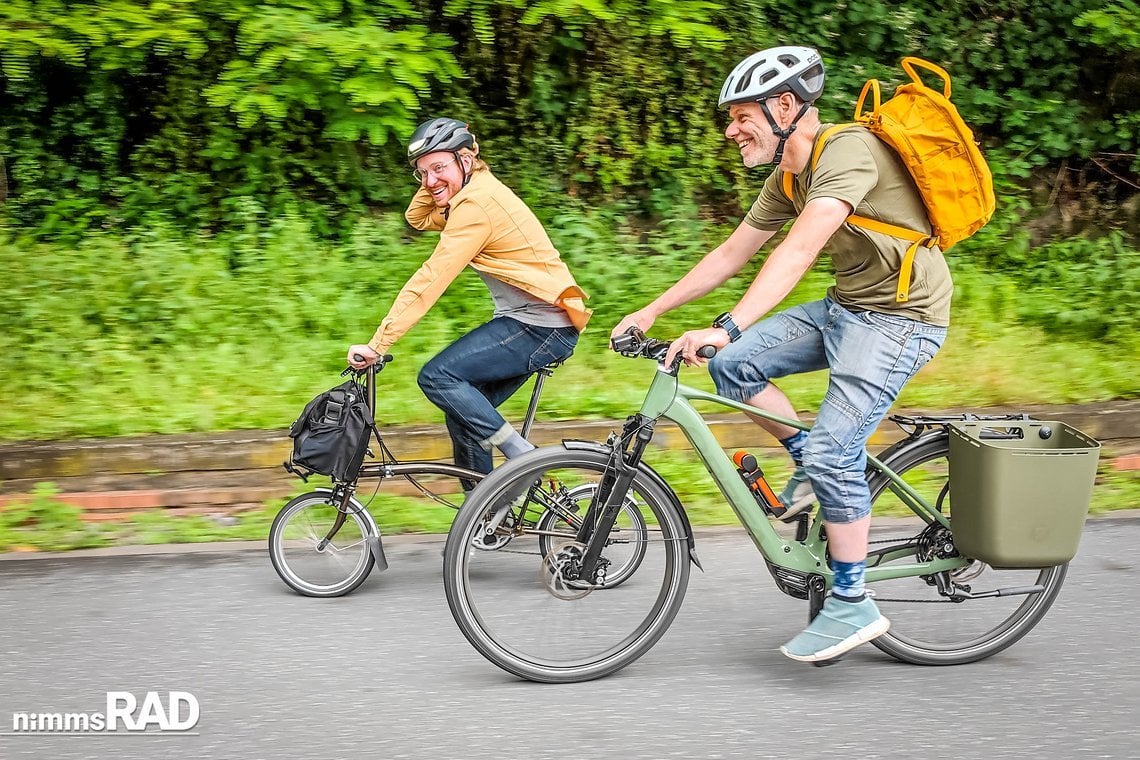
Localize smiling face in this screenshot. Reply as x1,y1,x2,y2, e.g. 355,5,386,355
414,150,470,208
724,102,778,168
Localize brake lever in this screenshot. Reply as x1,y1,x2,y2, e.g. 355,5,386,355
611,326,648,356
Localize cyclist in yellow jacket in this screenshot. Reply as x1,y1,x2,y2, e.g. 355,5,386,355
349,118,590,488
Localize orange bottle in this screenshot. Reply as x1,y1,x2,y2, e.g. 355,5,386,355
732,450,787,518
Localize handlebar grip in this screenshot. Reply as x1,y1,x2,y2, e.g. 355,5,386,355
351,353,394,365
696,345,718,359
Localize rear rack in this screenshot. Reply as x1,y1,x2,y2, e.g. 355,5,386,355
890,412,1035,439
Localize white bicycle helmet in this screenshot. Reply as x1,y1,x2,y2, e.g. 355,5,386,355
718,46,826,108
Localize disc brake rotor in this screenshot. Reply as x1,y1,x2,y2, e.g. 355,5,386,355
539,541,595,600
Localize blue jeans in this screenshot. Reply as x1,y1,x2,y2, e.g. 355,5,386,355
708,297,947,524
418,317,579,487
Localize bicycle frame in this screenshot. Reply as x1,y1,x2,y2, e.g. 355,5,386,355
629,365,968,585
348,359,557,485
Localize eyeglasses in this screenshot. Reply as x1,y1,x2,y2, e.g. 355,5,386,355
412,157,458,183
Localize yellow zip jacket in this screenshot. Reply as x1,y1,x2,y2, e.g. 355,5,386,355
368,168,591,355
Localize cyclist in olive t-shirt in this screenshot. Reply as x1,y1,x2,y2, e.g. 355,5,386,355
612,46,951,664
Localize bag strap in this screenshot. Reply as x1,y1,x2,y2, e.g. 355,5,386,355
780,123,853,200
780,122,938,303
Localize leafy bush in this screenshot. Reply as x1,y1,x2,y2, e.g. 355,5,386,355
2,0,1137,236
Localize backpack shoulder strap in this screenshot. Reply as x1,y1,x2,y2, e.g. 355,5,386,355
810,123,857,171
783,122,937,304
781,123,856,203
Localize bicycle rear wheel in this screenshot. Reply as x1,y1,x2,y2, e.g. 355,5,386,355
866,433,1068,665
269,491,375,597
444,446,692,683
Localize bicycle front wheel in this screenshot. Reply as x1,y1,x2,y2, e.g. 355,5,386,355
269,491,375,597
535,484,649,588
444,446,692,683
866,433,1068,665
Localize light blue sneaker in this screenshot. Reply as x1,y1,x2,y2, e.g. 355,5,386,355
780,596,890,663
777,466,816,522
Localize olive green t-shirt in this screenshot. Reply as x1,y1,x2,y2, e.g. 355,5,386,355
744,125,952,326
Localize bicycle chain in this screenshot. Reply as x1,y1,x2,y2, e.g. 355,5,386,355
865,533,958,604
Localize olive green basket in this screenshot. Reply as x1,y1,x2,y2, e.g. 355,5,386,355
947,420,1101,569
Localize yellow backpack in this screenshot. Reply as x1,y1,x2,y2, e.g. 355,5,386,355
782,57,996,302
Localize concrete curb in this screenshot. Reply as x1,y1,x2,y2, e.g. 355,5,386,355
0,401,1136,516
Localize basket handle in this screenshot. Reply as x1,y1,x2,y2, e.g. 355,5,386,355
901,56,951,98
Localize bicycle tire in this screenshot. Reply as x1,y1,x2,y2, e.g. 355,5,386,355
866,432,1068,665
444,446,691,683
535,484,649,588
269,491,376,597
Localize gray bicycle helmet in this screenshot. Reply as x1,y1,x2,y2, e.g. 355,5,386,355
407,117,475,167
718,46,826,108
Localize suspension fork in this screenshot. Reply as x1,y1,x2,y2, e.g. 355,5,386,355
576,415,656,579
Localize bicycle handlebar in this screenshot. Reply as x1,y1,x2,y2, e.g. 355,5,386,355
342,354,394,378
611,327,716,372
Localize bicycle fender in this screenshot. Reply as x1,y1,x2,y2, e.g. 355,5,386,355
865,430,948,488
561,439,703,570
311,487,388,572
367,534,389,572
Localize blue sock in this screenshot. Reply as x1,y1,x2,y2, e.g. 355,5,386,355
779,430,809,466
831,559,867,601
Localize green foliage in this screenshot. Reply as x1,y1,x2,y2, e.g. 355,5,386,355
204,1,460,144
0,0,1137,440
1003,232,1140,342
0,215,1135,442
2,0,1138,236
0,484,108,551
1076,1,1140,53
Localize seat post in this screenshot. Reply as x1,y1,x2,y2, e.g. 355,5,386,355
519,367,552,440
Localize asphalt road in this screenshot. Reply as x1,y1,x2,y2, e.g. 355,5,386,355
1,519,1138,760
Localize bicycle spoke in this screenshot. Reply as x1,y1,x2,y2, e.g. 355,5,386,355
445,448,690,682
270,493,374,597
866,434,1067,664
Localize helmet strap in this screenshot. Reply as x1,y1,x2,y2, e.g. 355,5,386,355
760,99,811,166
456,151,473,187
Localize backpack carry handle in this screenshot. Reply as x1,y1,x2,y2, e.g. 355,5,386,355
901,56,951,98
855,79,882,121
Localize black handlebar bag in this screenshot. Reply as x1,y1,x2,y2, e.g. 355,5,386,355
285,379,375,483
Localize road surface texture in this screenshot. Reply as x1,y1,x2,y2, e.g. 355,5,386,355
1,518,1137,759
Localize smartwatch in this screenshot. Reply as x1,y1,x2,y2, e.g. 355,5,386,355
712,312,742,343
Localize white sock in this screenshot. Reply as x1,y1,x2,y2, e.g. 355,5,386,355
498,432,535,459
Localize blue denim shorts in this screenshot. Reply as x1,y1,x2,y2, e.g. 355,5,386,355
708,297,947,523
